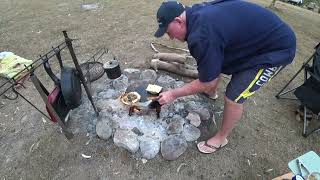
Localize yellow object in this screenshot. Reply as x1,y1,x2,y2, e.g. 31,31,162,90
235,69,264,102
146,84,162,94
0,53,32,79
120,92,141,105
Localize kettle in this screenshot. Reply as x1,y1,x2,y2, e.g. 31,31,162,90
103,59,121,79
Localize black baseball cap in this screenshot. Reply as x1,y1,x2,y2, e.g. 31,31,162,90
154,1,185,38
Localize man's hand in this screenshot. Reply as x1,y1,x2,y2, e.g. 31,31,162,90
157,78,220,105
158,90,176,105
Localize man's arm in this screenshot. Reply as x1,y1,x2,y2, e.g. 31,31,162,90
158,78,219,105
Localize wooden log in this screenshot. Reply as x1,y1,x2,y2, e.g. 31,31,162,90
171,62,197,70
150,43,160,53
151,42,190,53
153,53,186,64
149,59,231,80
150,59,198,79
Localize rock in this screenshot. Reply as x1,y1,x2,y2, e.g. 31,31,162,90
159,107,170,117
123,68,141,81
118,115,141,130
186,112,201,127
150,129,168,142
156,75,176,89
97,89,120,99
179,94,202,102
106,99,126,112
96,120,112,140
182,124,201,141
87,123,95,133
139,123,168,141
172,103,188,117
161,135,187,160
131,127,144,136
140,69,157,84
174,103,185,113
96,99,119,112
109,120,120,129
113,129,139,153
140,138,160,159
94,80,112,94
174,80,185,88
95,99,111,111
166,115,185,135
186,101,211,121
112,75,128,91
168,112,174,118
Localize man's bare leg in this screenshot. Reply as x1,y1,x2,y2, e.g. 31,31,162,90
200,96,243,151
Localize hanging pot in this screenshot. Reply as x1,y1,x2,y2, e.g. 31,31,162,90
103,60,121,79
60,67,82,109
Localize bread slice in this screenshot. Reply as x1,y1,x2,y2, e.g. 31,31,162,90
146,84,162,94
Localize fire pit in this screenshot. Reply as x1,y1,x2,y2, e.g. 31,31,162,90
69,68,215,160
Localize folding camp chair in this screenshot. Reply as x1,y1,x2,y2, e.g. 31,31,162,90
276,42,320,137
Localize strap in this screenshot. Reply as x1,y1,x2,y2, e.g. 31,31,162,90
204,141,222,150
53,47,64,69
42,55,60,85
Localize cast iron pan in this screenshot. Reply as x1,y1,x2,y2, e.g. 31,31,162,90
125,83,161,108
61,67,82,109
46,86,70,123
42,62,70,123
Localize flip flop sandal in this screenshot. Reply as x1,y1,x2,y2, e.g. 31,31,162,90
197,139,228,154
201,92,219,100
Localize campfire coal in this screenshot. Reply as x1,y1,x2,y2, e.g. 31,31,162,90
69,68,215,160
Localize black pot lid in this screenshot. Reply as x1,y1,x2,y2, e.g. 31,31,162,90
103,60,119,69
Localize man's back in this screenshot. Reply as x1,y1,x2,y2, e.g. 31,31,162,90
186,0,296,77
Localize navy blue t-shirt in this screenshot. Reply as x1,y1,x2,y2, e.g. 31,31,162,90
186,0,296,82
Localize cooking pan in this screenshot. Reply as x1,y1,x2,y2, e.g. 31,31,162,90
42,61,70,123
124,83,162,118
46,86,70,123
60,67,82,109
43,58,81,111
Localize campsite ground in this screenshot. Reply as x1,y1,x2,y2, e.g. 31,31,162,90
0,0,319,179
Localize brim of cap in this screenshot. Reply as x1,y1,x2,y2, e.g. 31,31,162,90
154,27,167,38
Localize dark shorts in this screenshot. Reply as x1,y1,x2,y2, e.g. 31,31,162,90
225,66,284,104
